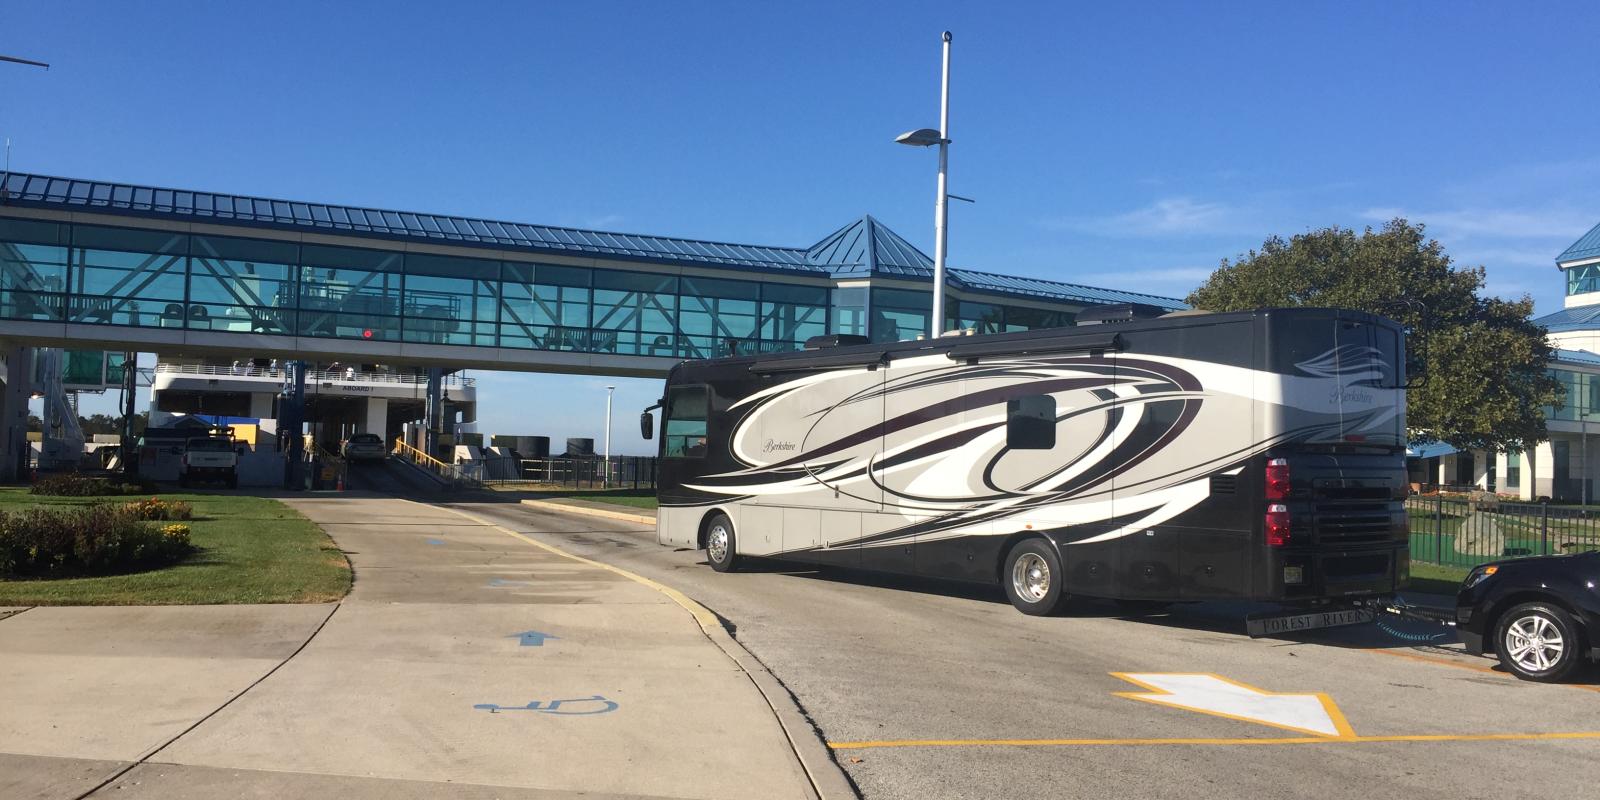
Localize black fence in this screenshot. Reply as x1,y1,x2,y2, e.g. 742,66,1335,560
1405,495,1600,569
475,456,658,489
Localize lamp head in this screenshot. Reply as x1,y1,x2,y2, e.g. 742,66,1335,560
895,128,946,147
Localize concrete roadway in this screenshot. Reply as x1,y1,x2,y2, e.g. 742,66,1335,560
452,497,1600,800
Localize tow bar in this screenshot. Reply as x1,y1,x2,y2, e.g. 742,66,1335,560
1382,595,1457,627
1245,596,1455,638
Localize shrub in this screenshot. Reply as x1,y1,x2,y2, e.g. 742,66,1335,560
125,498,195,521
30,474,160,497
0,504,192,577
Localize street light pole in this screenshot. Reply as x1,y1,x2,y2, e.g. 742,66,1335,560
896,32,955,339
932,30,952,337
603,385,615,488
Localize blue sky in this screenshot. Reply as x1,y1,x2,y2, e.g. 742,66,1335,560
5,1,1598,453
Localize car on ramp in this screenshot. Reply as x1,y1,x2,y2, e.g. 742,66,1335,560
341,433,388,463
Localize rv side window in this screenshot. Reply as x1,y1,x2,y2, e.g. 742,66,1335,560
1006,395,1056,450
664,386,709,458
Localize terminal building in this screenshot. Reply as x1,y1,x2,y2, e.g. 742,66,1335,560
1422,221,1600,502
0,170,1183,479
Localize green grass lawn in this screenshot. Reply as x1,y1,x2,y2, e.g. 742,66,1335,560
0,489,351,605
1406,561,1469,597
521,488,659,510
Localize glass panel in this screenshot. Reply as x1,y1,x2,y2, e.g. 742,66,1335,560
297,245,403,340
830,286,867,337
70,225,189,327
1003,305,1075,331
189,235,297,335
1568,264,1600,296
870,288,931,342
956,301,1004,334
0,220,70,322
663,386,709,458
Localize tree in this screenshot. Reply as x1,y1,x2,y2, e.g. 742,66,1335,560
1187,219,1559,452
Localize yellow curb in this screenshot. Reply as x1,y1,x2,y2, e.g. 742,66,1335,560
519,498,657,527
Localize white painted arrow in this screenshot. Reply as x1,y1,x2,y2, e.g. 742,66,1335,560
1112,673,1354,738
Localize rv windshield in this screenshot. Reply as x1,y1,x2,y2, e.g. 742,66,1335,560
663,386,708,458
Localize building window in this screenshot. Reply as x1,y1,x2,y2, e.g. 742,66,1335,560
1568,264,1600,296
830,287,867,337
1506,452,1520,489
1006,394,1057,450
870,287,932,343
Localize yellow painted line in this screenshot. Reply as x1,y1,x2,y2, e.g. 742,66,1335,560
1111,672,1357,739
1364,648,1600,693
433,503,722,633
827,731,1600,750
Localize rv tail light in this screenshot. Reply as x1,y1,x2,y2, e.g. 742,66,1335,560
1265,458,1291,500
1266,504,1291,547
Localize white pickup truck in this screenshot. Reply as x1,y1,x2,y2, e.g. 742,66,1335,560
178,436,239,488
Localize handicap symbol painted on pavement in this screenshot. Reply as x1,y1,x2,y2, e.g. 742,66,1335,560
426,538,446,546
473,695,618,715
509,630,558,647
488,577,531,587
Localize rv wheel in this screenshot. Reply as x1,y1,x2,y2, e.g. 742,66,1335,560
705,513,740,573
1003,539,1067,616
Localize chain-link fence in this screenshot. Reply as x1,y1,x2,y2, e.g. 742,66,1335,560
1405,495,1600,568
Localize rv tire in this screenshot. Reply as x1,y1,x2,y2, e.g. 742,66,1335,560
1003,539,1067,616
705,512,740,573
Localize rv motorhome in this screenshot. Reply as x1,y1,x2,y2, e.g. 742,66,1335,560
643,306,1410,625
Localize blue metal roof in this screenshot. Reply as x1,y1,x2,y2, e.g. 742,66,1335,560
804,215,1187,309
1558,220,1600,265
0,170,817,273
0,170,1186,309
806,215,934,276
1551,348,1600,367
1532,305,1600,333
1406,442,1457,459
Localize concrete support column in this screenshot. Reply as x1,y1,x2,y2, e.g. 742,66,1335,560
425,367,444,457
363,397,388,437
1532,440,1555,501
1472,449,1491,490
0,344,35,483
1493,451,1510,497
249,392,274,420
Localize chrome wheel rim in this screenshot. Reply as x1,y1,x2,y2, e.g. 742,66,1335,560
707,524,730,564
1505,614,1565,673
1011,553,1051,603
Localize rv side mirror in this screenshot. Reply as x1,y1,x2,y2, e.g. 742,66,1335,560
639,411,654,440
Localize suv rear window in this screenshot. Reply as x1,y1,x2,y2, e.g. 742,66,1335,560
186,439,233,451
350,434,382,443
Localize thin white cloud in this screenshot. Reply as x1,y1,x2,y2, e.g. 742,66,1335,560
1361,206,1595,242
581,214,626,230
1047,197,1247,237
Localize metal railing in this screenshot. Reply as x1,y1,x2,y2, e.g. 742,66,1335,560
1405,494,1600,568
153,363,475,387
478,456,658,489
392,438,482,488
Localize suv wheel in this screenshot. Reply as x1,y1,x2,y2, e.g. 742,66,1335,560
1495,602,1584,682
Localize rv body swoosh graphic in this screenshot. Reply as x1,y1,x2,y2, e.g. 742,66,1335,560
682,350,1401,549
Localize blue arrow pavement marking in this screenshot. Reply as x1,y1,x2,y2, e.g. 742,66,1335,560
426,538,445,546
509,630,558,647
488,577,531,587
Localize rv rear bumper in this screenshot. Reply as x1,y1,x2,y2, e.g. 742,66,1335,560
1263,543,1407,603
